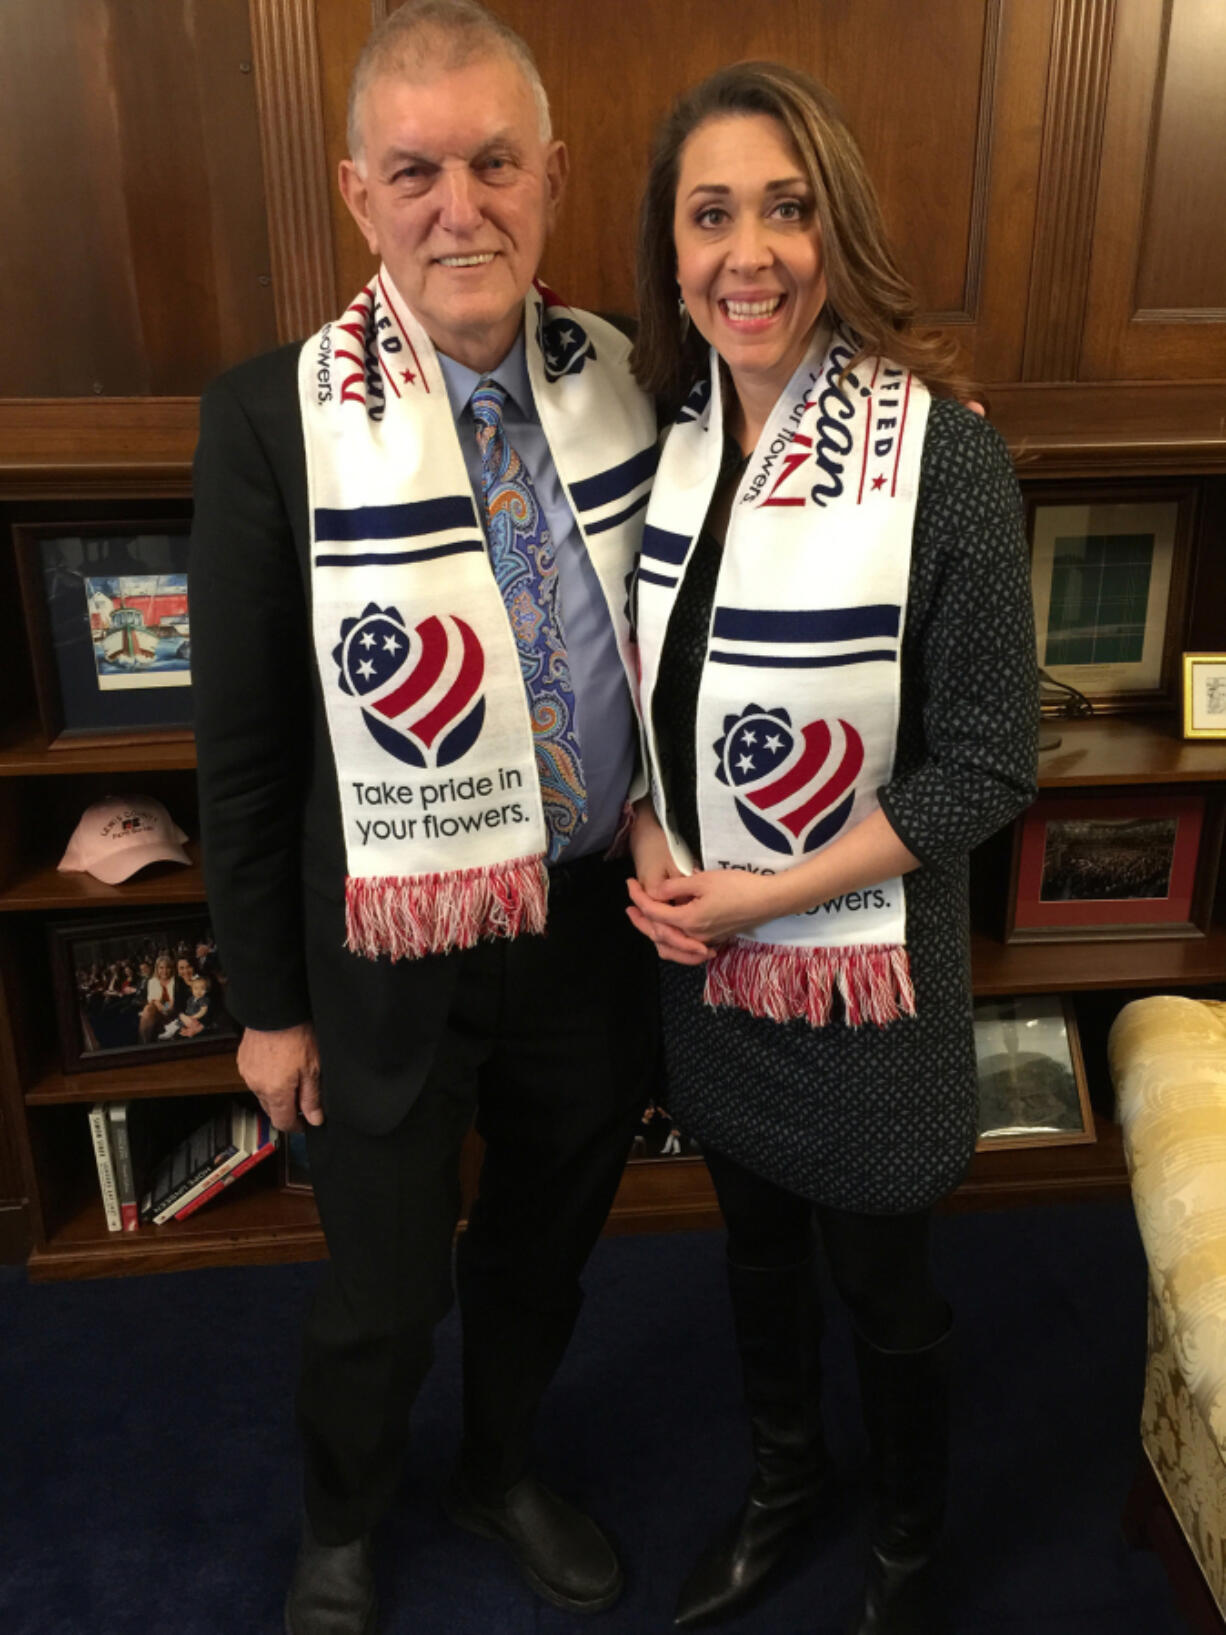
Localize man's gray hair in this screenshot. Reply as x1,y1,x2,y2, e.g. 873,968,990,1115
347,0,552,167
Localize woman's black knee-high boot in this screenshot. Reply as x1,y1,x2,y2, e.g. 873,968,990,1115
846,1324,951,1635
675,1255,834,1628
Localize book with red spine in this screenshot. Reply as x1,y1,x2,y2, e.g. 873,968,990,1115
141,1104,239,1225
172,1107,278,1221
107,1102,140,1232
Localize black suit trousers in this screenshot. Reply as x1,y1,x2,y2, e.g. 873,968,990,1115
296,856,657,1543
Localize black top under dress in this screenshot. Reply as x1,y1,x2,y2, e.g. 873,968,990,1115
651,398,1039,1213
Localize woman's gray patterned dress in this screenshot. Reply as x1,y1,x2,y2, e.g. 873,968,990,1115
651,399,1039,1213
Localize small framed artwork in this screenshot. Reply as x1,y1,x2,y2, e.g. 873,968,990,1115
974,995,1094,1151
628,1101,702,1163
14,519,195,748
1182,652,1226,740
1026,483,1195,712
1006,790,1221,942
281,1128,313,1193
48,912,237,1073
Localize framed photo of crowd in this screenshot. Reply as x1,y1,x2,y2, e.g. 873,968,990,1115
48,912,236,1073
14,518,195,749
1005,790,1222,943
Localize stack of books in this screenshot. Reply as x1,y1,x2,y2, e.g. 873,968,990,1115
87,1099,278,1231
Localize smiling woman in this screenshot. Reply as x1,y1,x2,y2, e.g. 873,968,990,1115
626,59,1039,1635
673,115,829,449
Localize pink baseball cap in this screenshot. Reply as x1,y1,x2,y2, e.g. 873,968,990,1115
58,796,191,885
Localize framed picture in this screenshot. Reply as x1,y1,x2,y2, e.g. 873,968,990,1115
281,1128,313,1193
48,912,237,1073
1182,652,1226,740
1026,483,1195,711
628,1100,702,1163
1006,791,1221,942
974,995,1094,1151
14,519,195,748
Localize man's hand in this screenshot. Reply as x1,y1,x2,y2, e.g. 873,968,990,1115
236,1021,323,1132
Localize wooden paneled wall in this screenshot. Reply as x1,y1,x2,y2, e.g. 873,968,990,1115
0,0,279,397
1,0,1225,400
320,0,1055,385
1079,0,1226,378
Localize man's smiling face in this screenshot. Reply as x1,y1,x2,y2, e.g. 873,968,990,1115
340,53,567,373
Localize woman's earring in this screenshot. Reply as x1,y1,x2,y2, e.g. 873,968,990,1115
678,294,690,334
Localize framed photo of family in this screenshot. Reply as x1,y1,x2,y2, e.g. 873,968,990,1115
1005,790,1222,943
1026,484,1196,712
48,912,236,1074
974,995,1094,1151
1182,652,1226,740
628,1101,702,1163
14,519,195,749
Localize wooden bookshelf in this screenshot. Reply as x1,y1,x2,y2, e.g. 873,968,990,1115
0,721,197,777
25,1108,1136,1282
26,1051,245,1106
0,846,205,912
1035,715,1226,788
4,568,1225,1278
27,1142,725,1281
970,924,1226,996
950,1113,1130,1211
27,1181,326,1282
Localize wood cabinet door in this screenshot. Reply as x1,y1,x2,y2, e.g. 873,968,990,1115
0,0,280,398
1079,0,1226,380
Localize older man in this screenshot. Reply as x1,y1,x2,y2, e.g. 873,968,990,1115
189,4,659,1630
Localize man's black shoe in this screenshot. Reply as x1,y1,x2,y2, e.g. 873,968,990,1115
284,1514,377,1635
443,1472,623,1612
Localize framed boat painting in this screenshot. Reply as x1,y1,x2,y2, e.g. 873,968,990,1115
14,519,195,748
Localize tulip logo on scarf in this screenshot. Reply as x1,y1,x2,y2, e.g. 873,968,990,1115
334,604,486,769
535,306,595,382
714,705,863,857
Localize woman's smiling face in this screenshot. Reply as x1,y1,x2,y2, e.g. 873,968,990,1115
673,113,828,415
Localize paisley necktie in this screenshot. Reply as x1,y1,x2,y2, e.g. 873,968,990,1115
472,378,586,861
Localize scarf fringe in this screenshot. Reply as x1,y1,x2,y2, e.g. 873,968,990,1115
703,940,916,1029
345,856,548,960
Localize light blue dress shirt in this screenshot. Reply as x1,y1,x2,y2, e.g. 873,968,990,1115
437,336,636,861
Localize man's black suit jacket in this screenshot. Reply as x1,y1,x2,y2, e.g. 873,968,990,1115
191,345,470,1133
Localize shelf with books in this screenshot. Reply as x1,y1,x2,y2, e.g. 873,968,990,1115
27,1180,326,1282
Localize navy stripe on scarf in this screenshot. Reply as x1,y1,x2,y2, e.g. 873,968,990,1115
314,495,477,543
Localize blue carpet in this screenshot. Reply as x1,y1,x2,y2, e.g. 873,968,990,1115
0,1202,1188,1634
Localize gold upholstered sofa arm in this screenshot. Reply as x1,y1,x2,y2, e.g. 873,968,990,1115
1111,995,1226,1458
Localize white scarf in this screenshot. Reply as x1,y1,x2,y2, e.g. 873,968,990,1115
302,270,656,960
637,325,931,1026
